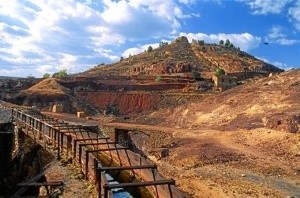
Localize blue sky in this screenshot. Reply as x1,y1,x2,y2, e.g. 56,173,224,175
0,0,299,77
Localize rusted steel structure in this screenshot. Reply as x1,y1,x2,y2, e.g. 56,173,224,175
11,108,183,198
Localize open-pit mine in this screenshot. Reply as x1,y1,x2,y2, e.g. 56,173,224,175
0,37,299,198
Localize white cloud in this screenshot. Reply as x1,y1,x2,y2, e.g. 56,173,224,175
268,26,285,39
99,0,184,38
276,38,299,45
0,0,201,77
179,32,261,51
240,0,300,32
178,0,196,4
122,43,160,57
35,65,55,74
289,1,300,31
240,0,292,15
266,25,300,45
257,57,292,70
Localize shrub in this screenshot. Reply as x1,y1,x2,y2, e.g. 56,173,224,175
225,39,231,47
52,69,67,78
105,104,120,116
191,70,201,81
43,73,50,79
159,42,168,47
215,68,225,76
155,75,162,82
198,40,204,45
147,46,153,52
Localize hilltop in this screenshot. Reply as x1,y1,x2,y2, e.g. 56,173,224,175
82,36,283,78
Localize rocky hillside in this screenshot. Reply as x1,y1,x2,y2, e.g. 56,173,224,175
136,69,300,133
7,78,98,114
82,36,283,77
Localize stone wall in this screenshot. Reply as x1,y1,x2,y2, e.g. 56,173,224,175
0,108,12,123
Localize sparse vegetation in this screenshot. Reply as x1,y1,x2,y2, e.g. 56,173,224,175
191,69,201,81
215,68,225,76
159,42,168,47
192,39,205,45
43,73,50,79
198,40,204,45
225,39,230,47
105,103,121,116
26,74,35,79
147,46,153,52
155,75,162,82
52,69,68,78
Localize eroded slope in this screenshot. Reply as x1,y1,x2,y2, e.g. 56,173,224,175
139,70,300,132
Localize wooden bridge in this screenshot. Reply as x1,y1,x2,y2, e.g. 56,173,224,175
9,108,183,198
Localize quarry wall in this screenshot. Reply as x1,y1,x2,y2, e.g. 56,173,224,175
76,91,205,115
76,91,161,114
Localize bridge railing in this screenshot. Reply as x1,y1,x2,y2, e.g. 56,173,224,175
11,108,182,198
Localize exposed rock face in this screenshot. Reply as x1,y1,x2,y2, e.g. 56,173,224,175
263,113,300,133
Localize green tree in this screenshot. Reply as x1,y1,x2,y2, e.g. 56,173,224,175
225,39,231,47
52,69,67,78
192,39,197,45
219,40,224,45
159,42,168,47
198,40,204,45
147,46,153,52
43,73,50,79
215,68,225,77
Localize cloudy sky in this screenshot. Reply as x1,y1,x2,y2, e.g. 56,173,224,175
0,0,299,77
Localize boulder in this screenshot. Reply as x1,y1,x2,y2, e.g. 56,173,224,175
263,113,300,133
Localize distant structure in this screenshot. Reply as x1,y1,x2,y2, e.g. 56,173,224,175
212,75,237,91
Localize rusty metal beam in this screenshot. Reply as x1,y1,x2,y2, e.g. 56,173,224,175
97,164,157,171
17,181,64,187
74,137,109,158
